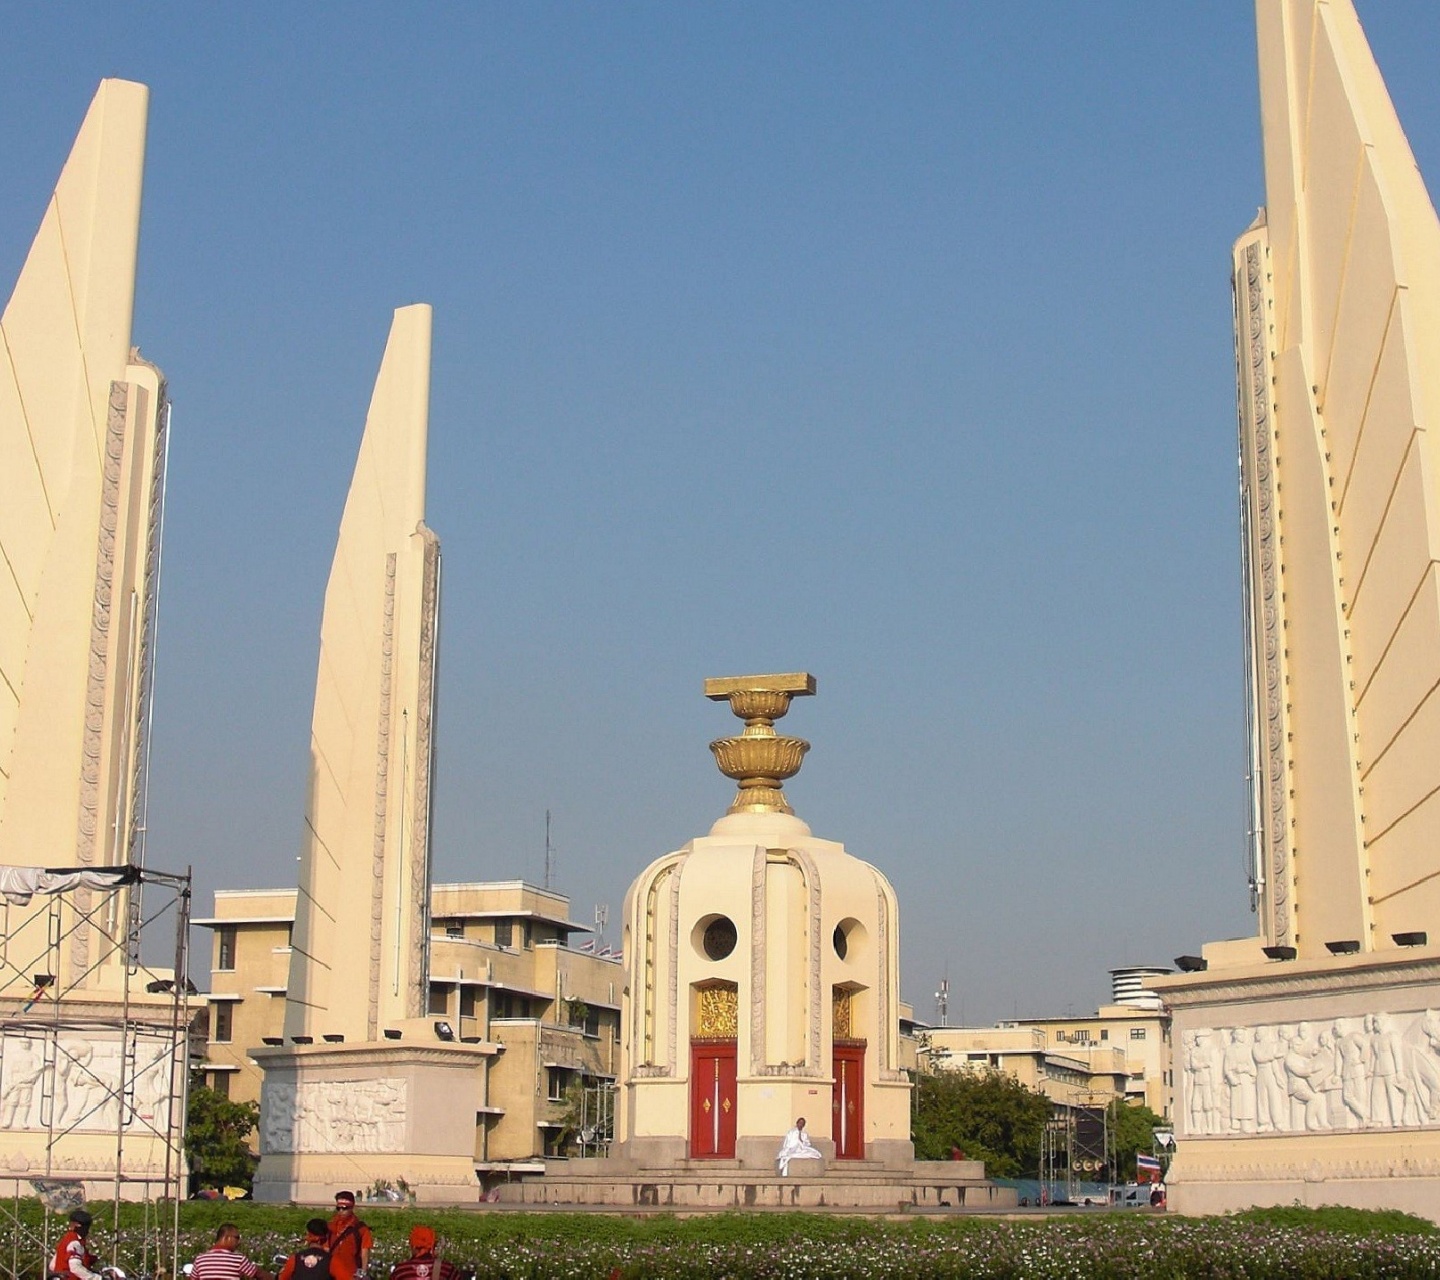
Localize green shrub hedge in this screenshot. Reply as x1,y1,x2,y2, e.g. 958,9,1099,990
7,1202,1440,1280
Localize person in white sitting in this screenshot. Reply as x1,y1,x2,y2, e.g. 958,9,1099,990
776,1116,825,1176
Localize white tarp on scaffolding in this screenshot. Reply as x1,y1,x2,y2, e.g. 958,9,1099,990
0,865,140,906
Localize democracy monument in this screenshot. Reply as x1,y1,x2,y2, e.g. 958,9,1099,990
1153,0,1440,1219
9,0,1440,1220
0,79,191,1199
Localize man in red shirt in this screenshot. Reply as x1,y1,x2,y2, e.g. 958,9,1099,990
51,1209,99,1280
190,1225,273,1280
326,1192,372,1280
388,1228,460,1280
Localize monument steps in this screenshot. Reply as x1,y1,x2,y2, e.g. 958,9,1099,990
493,1157,1016,1210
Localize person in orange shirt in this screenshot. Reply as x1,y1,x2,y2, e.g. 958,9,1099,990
325,1193,372,1280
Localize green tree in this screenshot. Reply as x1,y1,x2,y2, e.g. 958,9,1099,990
185,1086,259,1191
910,1068,1052,1177
1108,1098,1165,1180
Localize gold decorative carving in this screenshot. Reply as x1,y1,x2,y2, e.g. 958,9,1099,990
696,983,738,1038
704,674,815,814
833,987,853,1040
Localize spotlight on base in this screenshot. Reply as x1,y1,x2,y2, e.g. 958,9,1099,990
1394,931,1428,948
434,1021,456,1042
1261,945,1297,961
1325,939,1361,955
1173,955,1208,972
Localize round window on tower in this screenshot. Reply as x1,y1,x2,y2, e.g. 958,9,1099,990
833,917,866,962
699,915,738,962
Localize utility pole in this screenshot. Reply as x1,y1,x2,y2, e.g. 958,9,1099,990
544,810,554,890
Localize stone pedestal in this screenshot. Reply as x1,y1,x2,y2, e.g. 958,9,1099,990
252,1038,492,1204
1154,950,1440,1223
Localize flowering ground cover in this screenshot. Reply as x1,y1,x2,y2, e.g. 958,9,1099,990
5,1202,1440,1280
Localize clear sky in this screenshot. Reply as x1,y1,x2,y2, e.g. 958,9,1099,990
4,3,1439,1024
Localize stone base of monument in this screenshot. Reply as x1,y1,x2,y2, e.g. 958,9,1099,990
1168,1131,1440,1222
251,1037,494,1205
1154,948,1440,1224
493,1157,1016,1211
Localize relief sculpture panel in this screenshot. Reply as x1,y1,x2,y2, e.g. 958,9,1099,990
0,1033,176,1132
1181,1011,1440,1137
262,1077,408,1154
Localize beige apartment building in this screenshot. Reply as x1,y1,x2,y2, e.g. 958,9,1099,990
198,881,623,1174
920,968,1173,1118
921,1025,1132,1108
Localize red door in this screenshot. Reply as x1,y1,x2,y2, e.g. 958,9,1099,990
832,1043,865,1160
690,1040,737,1158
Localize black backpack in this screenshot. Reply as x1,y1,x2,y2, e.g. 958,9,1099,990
291,1246,332,1280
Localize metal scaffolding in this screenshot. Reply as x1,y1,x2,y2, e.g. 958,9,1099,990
0,865,193,1280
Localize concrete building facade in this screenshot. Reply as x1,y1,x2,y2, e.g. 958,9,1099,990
199,881,623,1175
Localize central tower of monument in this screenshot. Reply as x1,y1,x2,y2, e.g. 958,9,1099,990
617,674,912,1168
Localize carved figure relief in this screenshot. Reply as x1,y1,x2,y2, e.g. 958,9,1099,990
261,1076,408,1154
0,1033,177,1133
1183,1010,1440,1137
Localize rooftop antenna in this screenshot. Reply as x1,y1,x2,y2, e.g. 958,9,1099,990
594,903,609,950
544,809,554,890
935,972,950,1027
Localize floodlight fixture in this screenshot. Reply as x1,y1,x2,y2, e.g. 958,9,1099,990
1325,939,1361,955
291,1035,313,1045
1394,931,1429,947
261,1036,284,1046
434,1021,456,1042
1173,955,1208,972
384,1028,402,1040
323,1033,345,1043
1261,945,1297,961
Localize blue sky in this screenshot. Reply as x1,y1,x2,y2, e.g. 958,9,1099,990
5,3,1439,1023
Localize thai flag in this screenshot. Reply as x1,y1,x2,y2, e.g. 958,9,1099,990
1136,1153,1162,1182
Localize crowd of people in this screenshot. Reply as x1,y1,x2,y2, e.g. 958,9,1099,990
50,1192,463,1280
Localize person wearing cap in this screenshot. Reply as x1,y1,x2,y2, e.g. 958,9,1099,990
278,1221,332,1280
387,1228,459,1280
190,1224,273,1280
325,1193,372,1280
51,1209,99,1280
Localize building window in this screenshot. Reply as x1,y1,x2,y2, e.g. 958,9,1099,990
209,1071,230,1098
442,919,463,938
460,988,477,1018
428,985,450,1016
1100,1030,1109,1041
216,928,236,971
523,921,533,950
212,1003,233,1044
547,1067,570,1101
494,919,513,948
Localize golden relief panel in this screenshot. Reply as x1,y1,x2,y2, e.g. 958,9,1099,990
833,987,853,1040
696,983,739,1038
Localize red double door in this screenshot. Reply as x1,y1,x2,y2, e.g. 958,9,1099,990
690,1040,738,1158
832,1043,866,1160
